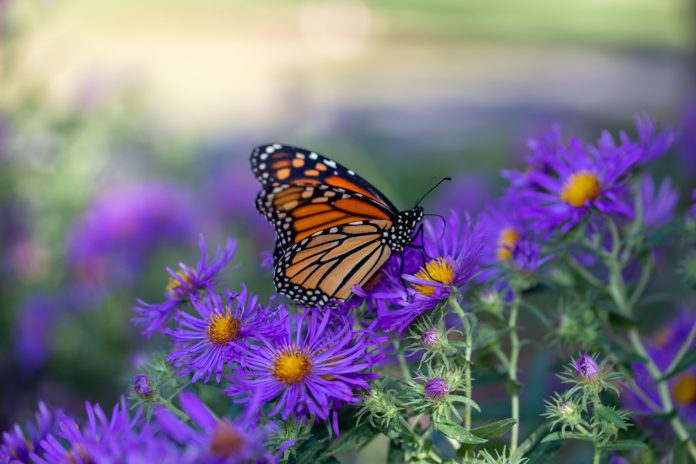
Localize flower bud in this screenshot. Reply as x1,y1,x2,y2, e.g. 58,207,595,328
420,328,443,349
424,378,450,401
571,353,599,380
133,374,156,399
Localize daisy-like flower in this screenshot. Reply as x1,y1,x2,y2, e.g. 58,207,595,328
501,123,562,190
515,131,642,233
379,212,484,332
29,398,175,464
167,286,286,383
1,402,58,463
639,176,678,229
226,311,382,433
133,234,237,337
155,391,273,464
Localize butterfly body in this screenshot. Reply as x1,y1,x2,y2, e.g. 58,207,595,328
250,144,422,306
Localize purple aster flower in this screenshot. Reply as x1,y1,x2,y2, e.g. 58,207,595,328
378,212,484,332
571,353,600,380
133,374,156,400
512,130,641,234
1,402,58,462
66,182,195,290
226,311,382,433
501,123,562,190
691,189,696,217
620,112,675,165
133,234,237,337
623,310,696,424
424,378,450,401
167,286,286,383
639,176,678,228
155,391,271,464
29,397,170,463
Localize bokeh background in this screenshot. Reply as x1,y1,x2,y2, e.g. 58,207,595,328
1,0,694,462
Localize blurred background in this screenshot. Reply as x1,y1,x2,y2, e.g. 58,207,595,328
0,0,694,462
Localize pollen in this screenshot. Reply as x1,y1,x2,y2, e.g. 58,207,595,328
413,257,456,297
496,227,520,261
207,310,241,345
273,347,312,384
672,373,696,406
165,269,196,297
560,171,602,207
209,420,245,457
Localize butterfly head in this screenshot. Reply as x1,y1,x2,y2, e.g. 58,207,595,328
388,207,424,252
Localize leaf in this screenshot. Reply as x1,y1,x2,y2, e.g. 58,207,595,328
387,440,405,464
505,379,522,396
601,440,648,451
526,440,562,464
437,422,487,445
663,345,696,380
541,432,591,443
470,418,517,439
323,423,375,456
595,405,628,430
448,395,481,412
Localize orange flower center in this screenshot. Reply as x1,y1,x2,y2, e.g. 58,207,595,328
207,311,241,345
413,257,456,297
209,421,245,457
673,373,696,406
496,227,520,261
560,171,602,207
165,269,196,297
273,347,312,384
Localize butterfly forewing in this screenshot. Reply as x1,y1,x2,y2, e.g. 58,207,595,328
250,144,398,212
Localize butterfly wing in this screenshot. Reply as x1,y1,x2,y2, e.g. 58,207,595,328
274,219,393,306
250,144,399,212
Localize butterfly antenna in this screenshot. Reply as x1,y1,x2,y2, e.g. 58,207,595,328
415,177,452,207
424,213,448,243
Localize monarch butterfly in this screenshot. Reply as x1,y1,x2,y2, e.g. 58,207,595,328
250,144,425,307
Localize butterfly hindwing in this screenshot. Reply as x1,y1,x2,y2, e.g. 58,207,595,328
250,144,398,211
274,220,393,306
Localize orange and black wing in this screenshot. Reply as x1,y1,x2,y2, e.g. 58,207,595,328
274,219,393,306
250,144,398,212
256,184,394,252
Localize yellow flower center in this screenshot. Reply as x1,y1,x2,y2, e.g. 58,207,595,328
413,257,456,297
496,227,520,261
672,373,696,406
207,311,241,345
560,171,602,207
209,421,244,457
273,347,312,384
165,269,196,297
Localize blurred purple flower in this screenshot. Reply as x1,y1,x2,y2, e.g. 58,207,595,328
1,402,58,463
431,173,496,215
155,391,271,464
226,311,381,433
640,176,678,228
620,112,675,165
623,310,696,424
132,235,237,337
167,286,286,383
66,182,196,291
15,297,57,371
133,375,156,400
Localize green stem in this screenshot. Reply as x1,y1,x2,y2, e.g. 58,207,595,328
392,334,412,381
665,320,696,377
566,255,602,287
450,295,473,431
508,292,521,454
592,445,601,464
606,253,696,460
159,397,189,421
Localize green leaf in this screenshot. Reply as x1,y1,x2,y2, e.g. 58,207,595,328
595,405,628,430
387,440,406,464
448,395,481,412
505,379,522,396
601,440,648,451
437,422,487,444
663,345,696,380
470,418,517,439
323,423,375,456
541,432,591,443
